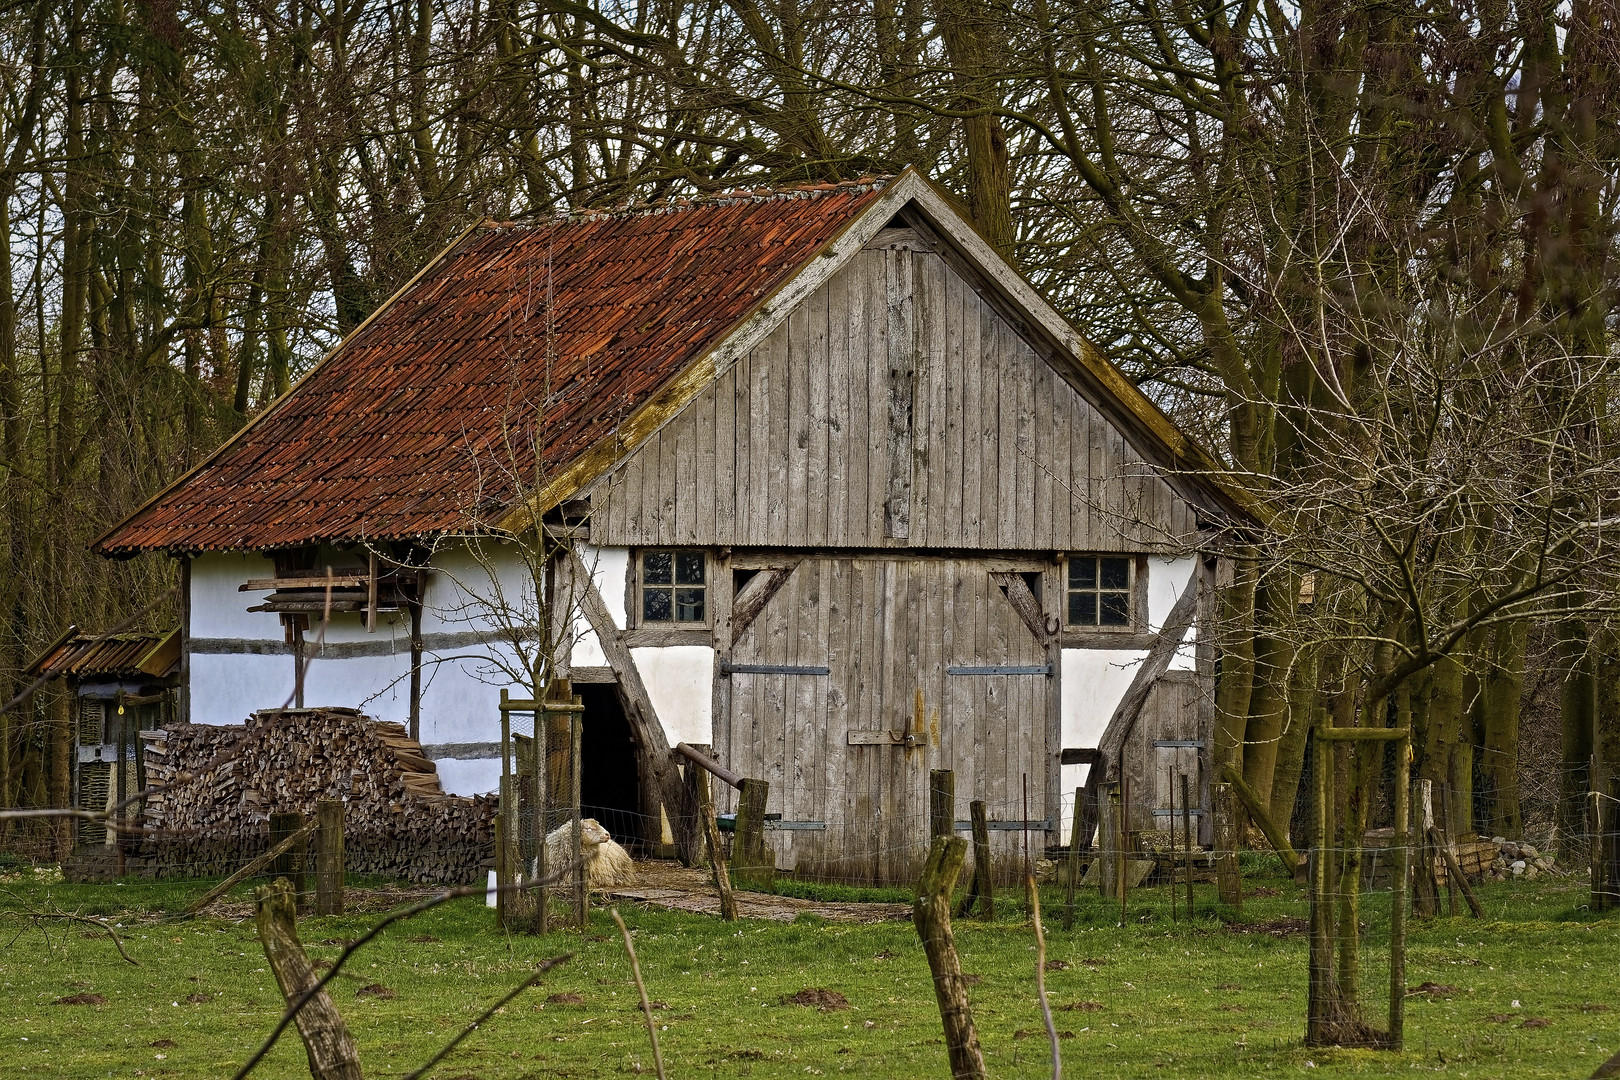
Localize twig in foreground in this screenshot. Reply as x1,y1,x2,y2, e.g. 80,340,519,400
611,907,667,1080
1029,872,1061,1079
0,888,139,966
400,953,572,1080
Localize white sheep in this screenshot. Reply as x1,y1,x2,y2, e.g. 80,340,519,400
542,818,637,891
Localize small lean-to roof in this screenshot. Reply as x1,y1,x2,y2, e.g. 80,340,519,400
94,179,890,555
25,628,181,681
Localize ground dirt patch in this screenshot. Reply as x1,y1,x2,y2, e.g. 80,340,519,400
53,992,105,1005
782,988,849,1011
1407,982,1460,997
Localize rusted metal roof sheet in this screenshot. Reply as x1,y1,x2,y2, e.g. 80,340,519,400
95,180,889,554
26,629,181,679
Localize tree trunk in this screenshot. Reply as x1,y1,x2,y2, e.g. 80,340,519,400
1558,620,1596,863
1242,572,1299,812
1268,638,1319,836
936,0,1014,255
1480,621,1528,838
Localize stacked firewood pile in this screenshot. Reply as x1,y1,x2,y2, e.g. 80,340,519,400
134,708,493,884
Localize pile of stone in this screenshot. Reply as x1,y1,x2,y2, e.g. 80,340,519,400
1487,837,1556,881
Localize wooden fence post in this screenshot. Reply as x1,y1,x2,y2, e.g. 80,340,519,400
571,704,586,930
695,769,737,920
733,778,772,891
1594,779,1620,912
269,812,307,910
955,799,994,922
254,878,363,1080
1214,782,1241,908
1388,734,1411,1051
1064,787,1084,929
912,835,988,1080
930,769,955,840
315,800,344,917
1181,772,1195,920
1608,778,1620,912
1412,780,1438,919
493,809,507,928
1096,783,1116,900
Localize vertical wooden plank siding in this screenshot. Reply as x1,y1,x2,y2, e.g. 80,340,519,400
787,304,811,546
825,268,851,543
806,283,831,548
863,250,890,547
585,244,1200,551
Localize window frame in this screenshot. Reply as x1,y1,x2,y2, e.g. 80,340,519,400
634,548,712,629
1063,554,1141,632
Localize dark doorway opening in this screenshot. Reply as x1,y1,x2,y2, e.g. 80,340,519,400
579,684,642,847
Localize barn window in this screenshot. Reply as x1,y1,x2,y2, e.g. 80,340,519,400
1067,556,1133,627
640,550,707,624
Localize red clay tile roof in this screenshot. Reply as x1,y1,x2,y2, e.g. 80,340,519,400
95,180,889,554
26,629,181,680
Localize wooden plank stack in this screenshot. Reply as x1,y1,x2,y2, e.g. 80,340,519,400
134,707,493,884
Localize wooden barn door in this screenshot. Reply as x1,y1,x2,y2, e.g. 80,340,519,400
1122,671,1206,840
720,560,836,878
721,556,1056,885
940,564,1056,885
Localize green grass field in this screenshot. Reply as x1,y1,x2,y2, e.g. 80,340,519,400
1,861,1616,1079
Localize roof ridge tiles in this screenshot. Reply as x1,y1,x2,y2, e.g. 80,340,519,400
483,174,892,230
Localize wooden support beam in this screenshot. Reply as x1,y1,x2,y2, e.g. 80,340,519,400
1219,762,1305,881
729,565,795,641
1095,561,1201,769
991,572,1048,643
675,742,742,790
695,770,737,921
1315,726,1410,742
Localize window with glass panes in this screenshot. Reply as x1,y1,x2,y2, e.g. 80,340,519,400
640,550,707,624
1067,556,1133,627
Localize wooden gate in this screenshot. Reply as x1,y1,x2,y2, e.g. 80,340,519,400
719,556,1055,884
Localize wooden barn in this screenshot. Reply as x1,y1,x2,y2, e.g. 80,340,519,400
95,168,1252,883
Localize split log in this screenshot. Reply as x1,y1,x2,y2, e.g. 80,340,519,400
136,709,494,885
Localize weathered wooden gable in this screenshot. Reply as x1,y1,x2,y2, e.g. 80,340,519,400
586,230,1201,551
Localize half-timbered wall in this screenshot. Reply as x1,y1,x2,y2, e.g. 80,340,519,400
586,241,1200,551
185,547,537,797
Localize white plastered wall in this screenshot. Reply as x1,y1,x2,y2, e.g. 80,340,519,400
190,552,287,726
630,644,714,746
1057,554,1200,837
565,545,712,748
413,542,537,794
186,544,539,796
